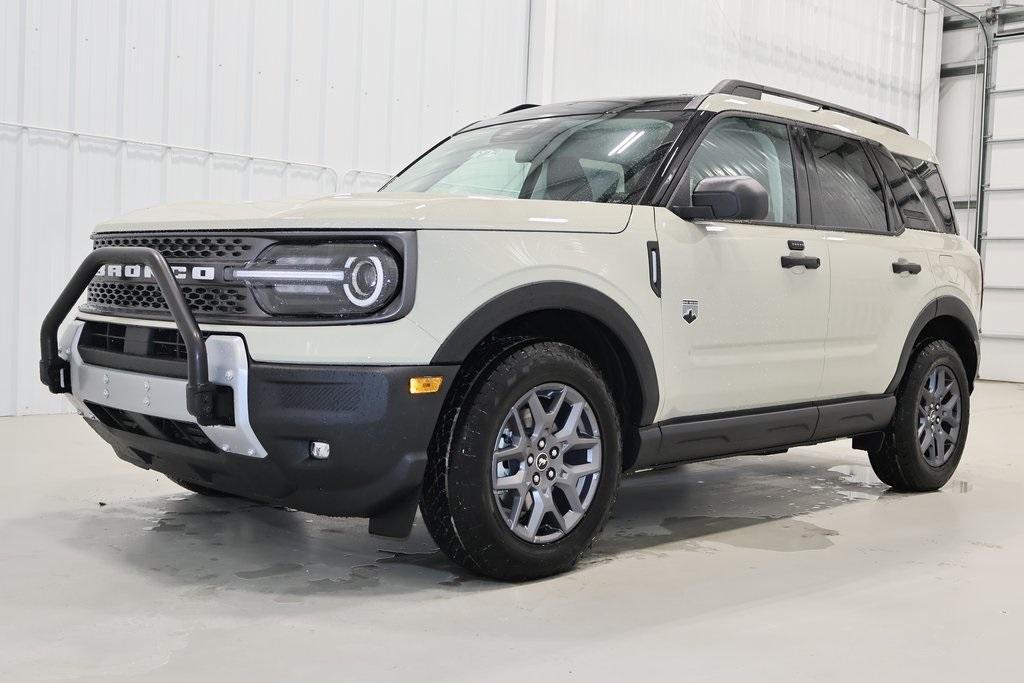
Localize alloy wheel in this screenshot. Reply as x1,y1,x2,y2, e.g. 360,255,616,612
917,364,962,467
491,383,603,544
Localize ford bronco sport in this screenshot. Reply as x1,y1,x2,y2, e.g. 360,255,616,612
40,80,981,581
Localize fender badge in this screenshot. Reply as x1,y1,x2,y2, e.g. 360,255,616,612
682,299,698,324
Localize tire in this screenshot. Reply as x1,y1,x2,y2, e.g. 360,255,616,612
421,340,622,581
869,339,970,491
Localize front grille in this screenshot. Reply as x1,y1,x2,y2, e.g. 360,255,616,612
80,321,196,363
81,232,276,321
87,281,250,315
85,401,219,452
151,327,187,361
92,235,259,260
80,320,127,352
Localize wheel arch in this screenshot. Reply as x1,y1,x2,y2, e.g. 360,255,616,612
888,296,979,394
430,282,660,469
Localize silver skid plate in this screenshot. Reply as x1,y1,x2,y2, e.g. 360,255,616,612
64,321,268,457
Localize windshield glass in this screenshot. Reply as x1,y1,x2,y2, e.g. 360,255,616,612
383,113,689,204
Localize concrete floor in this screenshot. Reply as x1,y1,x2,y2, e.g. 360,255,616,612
1,381,1022,681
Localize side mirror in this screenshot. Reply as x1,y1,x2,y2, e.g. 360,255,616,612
671,176,770,222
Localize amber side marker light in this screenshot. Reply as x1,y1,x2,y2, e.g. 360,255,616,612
409,376,444,394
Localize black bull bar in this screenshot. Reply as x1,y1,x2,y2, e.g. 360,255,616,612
39,246,226,426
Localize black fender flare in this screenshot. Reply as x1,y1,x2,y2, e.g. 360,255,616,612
886,296,979,394
430,281,660,425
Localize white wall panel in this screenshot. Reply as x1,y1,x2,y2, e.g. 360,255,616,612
0,123,336,415
1,0,530,415
539,0,928,135
937,75,983,201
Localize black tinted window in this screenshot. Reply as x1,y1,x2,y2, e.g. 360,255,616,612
680,117,797,224
874,148,935,231
806,130,887,232
895,155,958,234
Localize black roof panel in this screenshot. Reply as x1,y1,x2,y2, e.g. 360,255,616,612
461,95,697,132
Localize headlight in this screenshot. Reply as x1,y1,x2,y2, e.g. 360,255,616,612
233,242,401,318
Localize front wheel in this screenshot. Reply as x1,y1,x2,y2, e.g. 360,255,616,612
869,339,970,491
421,341,622,581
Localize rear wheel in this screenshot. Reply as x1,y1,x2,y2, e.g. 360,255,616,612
869,340,969,491
421,340,622,581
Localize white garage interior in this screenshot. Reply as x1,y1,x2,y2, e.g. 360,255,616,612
1,1,1023,679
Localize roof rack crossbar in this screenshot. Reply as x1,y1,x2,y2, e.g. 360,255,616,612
710,79,908,135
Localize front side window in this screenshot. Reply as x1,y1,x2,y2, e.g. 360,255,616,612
895,155,958,235
806,130,887,232
384,113,688,204
678,117,797,224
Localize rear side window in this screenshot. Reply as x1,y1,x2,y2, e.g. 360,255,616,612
895,155,958,234
805,130,888,232
679,117,798,224
873,149,935,231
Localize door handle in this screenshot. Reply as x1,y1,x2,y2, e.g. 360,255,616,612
892,260,922,275
781,255,821,269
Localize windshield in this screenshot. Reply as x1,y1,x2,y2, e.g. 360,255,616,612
383,113,690,204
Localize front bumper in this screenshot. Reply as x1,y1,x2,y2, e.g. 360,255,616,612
65,318,456,533
42,245,456,537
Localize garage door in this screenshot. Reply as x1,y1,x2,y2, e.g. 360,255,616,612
981,37,1024,382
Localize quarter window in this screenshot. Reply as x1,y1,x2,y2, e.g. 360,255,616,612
679,117,797,224
874,148,935,231
806,130,888,232
895,155,958,235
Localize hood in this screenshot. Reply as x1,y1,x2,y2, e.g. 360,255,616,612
94,192,633,234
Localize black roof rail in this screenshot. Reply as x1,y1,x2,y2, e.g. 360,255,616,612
501,103,540,115
710,79,908,135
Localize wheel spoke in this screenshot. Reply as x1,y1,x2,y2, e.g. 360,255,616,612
565,461,600,485
566,434,600,451
494,470,526,491
556,481,585,512
547,388,567,428
919,429,933,454
508,490,527,528
493,442,526,463
524,490,546,538
942,393,959,417
548,495,568,533
527,392,548,436
556,402,583,437
935,429,948,460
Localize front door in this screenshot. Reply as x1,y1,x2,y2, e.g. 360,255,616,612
655,116,829,419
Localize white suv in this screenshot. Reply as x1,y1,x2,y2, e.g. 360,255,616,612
40,80,981,581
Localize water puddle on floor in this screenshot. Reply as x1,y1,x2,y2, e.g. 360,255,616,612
594,515,838,557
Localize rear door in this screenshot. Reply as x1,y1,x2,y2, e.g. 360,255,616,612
801,128,938,399
655,115,829,418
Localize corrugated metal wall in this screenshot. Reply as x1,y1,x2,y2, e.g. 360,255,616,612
0,0,531,415
2,0,936,415
540,0,929,135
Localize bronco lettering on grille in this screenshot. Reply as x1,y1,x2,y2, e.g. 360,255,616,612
95,265,217,281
